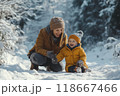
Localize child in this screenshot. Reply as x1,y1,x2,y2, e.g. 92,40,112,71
56,34,88,73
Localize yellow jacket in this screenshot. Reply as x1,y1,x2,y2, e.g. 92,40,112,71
56,44,88,72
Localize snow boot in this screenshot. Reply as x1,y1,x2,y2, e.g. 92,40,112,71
46,66,52,71
30,63,38,71
81,66,86,73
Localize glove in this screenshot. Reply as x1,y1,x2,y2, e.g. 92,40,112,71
27,50,35,59
75,66,86,73
47,51,54,58
76,67,82,73
47,51,58,64
27,54,31,59
76,60,84,67
51,55,58,64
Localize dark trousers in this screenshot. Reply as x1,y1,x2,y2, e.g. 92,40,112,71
30,52,62,72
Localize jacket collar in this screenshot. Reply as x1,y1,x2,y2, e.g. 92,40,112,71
66,43,80,50
45,25,66,47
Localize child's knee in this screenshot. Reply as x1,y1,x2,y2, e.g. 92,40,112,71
68,66,76,72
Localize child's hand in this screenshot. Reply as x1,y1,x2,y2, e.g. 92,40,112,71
76,60,84,67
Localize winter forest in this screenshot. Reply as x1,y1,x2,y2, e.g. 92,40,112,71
0,0,120,80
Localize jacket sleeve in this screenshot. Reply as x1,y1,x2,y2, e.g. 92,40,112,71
79,47,88,69
35,29,47,56
56,48,65,62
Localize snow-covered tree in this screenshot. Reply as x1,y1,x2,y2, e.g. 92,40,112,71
65,0,117,47
0,19,20,64
0,0,26,64
109,0,120,38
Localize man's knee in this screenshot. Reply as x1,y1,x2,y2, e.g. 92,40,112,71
30,53,47,65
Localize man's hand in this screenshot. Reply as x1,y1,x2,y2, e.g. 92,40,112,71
47,51,58,64
47,51,54,58
27,50,35,59
51,55,58,64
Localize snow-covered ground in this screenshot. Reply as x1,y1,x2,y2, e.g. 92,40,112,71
0,41,120,80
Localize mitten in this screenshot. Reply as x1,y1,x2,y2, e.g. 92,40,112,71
75,67,82,73
47,51,58,64
76,60,84,67
27,54,31,59
27,50,35,59
47,51,54,58
51,55,58,64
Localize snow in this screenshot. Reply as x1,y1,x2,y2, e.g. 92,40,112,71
99,6,115,17
0,40,120,80
0,41,3,49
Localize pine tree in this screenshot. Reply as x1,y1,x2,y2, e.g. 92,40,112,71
66,0,117,47
109,0,120,38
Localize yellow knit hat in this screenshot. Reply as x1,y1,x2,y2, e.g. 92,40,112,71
50,17,65,30
68,34,80,43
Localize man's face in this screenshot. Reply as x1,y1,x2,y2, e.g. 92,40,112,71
68,39,77,48
53,28,63,38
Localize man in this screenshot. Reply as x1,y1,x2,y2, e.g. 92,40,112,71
27,17,67,72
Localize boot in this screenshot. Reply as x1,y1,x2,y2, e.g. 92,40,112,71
46,66,52,71
30,63,38,71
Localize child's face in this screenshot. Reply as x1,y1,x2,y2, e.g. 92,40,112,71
68,39,77,48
